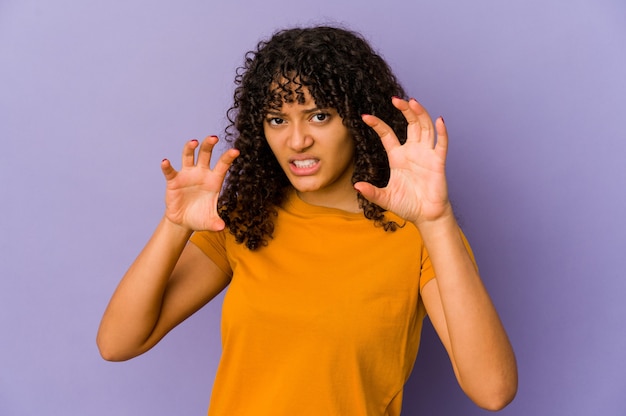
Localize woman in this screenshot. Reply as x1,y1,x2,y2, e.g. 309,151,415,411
97,26,517,415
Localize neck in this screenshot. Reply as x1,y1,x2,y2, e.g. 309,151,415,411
295,187,361,213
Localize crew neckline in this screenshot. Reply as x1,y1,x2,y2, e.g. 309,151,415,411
284,190,364,218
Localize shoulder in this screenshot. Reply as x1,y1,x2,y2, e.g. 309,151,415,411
189,229,231,275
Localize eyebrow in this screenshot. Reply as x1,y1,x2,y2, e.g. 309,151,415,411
265,106,327,117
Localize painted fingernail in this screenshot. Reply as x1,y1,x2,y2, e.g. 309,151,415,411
440,116,445,123
392,96,401,100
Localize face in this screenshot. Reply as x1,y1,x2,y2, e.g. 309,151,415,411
263,90,357,210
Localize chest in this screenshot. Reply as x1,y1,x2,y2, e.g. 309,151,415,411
223,218,424,342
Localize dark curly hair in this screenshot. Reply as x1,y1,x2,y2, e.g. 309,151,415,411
218,26,409,250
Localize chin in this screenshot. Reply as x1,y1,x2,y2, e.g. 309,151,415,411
289,179,323,193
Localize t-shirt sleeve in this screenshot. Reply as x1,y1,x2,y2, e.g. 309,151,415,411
189,230,232,276
418,228,477,293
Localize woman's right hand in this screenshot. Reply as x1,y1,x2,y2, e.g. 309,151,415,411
161,136,239,232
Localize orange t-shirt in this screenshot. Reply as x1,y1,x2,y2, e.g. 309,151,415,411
190,192,442,415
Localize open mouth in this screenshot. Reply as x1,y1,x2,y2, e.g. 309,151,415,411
292,159,318,168
289,158,320,175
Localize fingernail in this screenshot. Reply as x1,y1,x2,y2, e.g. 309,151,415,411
440,116,445,124
392,96,401,100
190,139,198,143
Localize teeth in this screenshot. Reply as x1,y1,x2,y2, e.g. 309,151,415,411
293,159,317,168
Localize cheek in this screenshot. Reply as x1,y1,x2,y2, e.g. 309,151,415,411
262,126,271,146
339,134,356,159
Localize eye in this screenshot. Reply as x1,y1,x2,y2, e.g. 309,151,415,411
311,113,330,123
267,117,284,126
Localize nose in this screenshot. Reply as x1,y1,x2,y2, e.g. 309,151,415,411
288,122,314,152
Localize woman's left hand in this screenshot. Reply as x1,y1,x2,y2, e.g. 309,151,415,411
355,97,452,226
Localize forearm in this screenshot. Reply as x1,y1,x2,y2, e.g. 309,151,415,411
96,217,192,360
418,213,517,409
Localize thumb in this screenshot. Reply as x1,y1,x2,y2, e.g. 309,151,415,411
206,215,226,232
354,181,386,206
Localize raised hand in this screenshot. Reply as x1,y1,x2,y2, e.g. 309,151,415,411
354,97,452,226
161,136,239,232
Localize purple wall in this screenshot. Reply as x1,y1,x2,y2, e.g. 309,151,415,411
1,1,624,414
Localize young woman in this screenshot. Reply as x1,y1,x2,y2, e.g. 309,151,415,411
97,26,517,415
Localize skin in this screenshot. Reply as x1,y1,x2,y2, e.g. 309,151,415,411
97,96,517,411
96,136,238,358
357,97,517,410
263,95,358,212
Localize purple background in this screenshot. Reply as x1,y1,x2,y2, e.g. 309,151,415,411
1,0,625,415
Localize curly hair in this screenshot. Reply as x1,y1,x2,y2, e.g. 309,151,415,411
218,26,409,250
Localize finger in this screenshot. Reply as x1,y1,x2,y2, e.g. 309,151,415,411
407,98,435,146
196,135,219,167
160,158,177,181
361,114,401,153
435,116,449,160
354,181,388,209
211,148,240,177
182,139,199,168
392,97,426,144
392,97,434,146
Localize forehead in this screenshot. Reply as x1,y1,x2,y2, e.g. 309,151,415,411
264,73,340,116
266,80,316,110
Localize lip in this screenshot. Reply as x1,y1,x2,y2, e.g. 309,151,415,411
288,157,320,176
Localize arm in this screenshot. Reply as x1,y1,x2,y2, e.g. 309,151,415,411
419,216,517,410
96,136,239,361
355,98,517,410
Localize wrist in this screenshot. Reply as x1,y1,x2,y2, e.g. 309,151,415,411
161,216,194,238
411,206,458,237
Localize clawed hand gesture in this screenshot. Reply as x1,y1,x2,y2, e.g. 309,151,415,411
355,97,453,226
161,136,239,231
161,98,452,231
